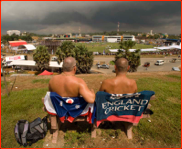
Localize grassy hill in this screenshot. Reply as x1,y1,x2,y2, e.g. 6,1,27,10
1,72,181,148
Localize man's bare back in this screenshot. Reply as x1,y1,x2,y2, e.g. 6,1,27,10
49,74,95,103
100,58,137,94
49,75,81,97
100,75,137,94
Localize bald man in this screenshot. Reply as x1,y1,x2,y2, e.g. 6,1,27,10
48,57,95,143
49,57,95,103
99,58,137,94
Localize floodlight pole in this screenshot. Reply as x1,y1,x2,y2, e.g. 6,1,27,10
1,62,9,96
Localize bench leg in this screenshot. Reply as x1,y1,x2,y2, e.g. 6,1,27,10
124,122,133,139
50,115,59,143
91,121,97,138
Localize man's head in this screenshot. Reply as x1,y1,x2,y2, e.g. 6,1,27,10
115,58,130,73
63,57,76,72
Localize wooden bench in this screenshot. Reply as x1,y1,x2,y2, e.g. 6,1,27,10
45,95,155,142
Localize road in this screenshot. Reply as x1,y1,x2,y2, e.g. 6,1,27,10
92,56,181,74
26,54,181,74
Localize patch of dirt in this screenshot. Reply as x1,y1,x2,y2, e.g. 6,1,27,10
166,97,181,104
43,131,65,148
45,120,171,148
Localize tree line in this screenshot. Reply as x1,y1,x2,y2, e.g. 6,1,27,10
1,34,32,44
33,40,140,73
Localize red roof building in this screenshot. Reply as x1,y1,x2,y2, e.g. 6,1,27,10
9,40,27,47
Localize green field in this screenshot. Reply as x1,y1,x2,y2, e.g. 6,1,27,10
75,42,154,53
1,72,181,148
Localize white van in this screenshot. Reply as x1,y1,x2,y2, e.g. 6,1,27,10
155,60,164,66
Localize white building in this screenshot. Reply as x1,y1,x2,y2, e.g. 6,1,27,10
10,60,63,72
92,35,103,42
7,30,21,36
123,35,136,41
18,44,36,51
104,36,122,43
150,30,153,35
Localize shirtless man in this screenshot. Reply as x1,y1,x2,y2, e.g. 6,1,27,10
99,58,137,138
47,57,95,143
100,58,137,95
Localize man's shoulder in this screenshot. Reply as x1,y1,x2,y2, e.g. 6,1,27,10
102,78,114,85
76,77,86,84
49,75,59,80
129,78,137,84
49,75,62,83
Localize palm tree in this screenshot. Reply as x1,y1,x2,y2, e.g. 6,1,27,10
55,41,75,64
75,45,94,73
33,45,50,71
56,41,93,74
115,40,140,72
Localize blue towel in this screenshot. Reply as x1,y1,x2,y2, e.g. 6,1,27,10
94,91,155,126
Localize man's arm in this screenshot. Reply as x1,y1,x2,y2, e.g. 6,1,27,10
48,79,53,92
79,79,95,103
133,80,138,93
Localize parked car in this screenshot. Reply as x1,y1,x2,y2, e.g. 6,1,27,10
172,67,180,71
143,62,150,67
97,64,110,69
3,61,13,67
96,62,100,66
51,56,57,61
155,60,164,66
171,58,177,63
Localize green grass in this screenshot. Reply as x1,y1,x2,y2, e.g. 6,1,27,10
136,77,181,147
64,131,90,148
166,75,181,80
109,61,115,65
75,43,154,53
32,79,50,84
1,74,181,148
1,81,10,89
1,88,48,148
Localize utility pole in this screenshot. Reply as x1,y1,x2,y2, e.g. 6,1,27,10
117,22,120,35
79,27,81,37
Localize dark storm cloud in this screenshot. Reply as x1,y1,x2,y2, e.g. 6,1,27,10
41,11,91,25
1,1,181,34
90,1,181,31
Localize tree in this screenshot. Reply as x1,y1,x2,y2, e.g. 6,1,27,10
55,41,75,64
74,45,94,73
142,33,146,37
33,45,50,71
154,34,160,39
163,35,167,39
115,40,140,72
56,41,93,74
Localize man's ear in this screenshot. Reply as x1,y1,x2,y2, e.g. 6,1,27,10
74,66,77,72
127,65,130,71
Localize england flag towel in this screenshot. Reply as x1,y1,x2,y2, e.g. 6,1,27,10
94,91,155,127
44,92,94,123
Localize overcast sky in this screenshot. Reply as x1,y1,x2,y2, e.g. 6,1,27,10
1,1,181,35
